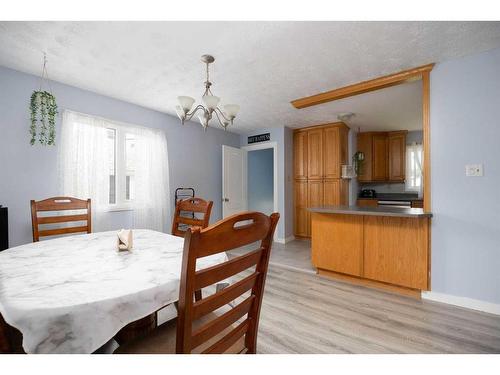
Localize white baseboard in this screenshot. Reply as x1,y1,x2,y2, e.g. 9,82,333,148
422,291,500,316
274,235,295,244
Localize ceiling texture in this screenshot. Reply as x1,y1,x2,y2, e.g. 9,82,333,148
1,21,500,134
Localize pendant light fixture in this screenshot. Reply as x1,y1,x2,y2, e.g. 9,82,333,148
175,55,239,131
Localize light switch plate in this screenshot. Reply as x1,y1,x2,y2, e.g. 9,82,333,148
465,164,484,177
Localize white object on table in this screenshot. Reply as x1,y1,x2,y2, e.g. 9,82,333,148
117,229,133,251
0,229,228,354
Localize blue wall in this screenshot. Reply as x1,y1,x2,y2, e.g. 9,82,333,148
247,149,274,215
0,66,240,247
240,127,294,241
430,47,500,305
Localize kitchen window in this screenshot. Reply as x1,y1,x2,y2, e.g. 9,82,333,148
405,143,423,193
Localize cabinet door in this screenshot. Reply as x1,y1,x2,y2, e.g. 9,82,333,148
372,134,388,180
363,216,429,290
323,179,340,206
311,213,363,276
293,131,308,179
356,133,373,182
307,180,324,236
294,180,308,237
307,129,323,179
388,132,406,181
323,127,340,179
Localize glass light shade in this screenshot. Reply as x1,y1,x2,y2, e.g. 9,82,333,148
202,95,220,110
175,105,185,121
177,96,195,113
224,104,240,118
197,112,208,128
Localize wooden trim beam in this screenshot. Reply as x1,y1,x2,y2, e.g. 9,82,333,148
291,63,435,109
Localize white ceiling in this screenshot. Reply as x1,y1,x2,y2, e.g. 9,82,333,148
1,21,500,134
316,79,423,132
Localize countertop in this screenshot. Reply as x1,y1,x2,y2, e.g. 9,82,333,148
358,193,422,201
309,205,432,218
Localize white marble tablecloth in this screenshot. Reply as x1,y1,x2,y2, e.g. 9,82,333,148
0,230,227,354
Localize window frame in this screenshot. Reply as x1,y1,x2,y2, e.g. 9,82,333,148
106,124,135,212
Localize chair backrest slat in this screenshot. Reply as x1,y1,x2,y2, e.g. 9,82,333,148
201,319,250,354
191,295,255,349
194,248,263,290
192,272,259,320
30,197,91,242
172,197,213,237
176,211,279,354
37,214,89,224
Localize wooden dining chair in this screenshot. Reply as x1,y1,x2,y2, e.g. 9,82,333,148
30,197,92,242
116,211,280,354
171,197,213,238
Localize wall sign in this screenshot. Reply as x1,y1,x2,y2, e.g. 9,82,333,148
248,133,270,144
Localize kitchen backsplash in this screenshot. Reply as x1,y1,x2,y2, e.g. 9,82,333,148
359,182,407,194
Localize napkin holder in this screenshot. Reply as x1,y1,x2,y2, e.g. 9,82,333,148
117,229,133,251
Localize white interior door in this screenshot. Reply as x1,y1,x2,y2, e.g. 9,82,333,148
222,145,245,218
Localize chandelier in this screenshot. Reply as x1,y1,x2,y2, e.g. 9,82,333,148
175,55,240,131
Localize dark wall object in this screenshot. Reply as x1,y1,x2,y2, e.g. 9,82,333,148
0,207,8,251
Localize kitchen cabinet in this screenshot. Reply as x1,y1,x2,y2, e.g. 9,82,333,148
372,133,388,180
293,131,308,180
356,133,373,182
357,130,407,182
294,180,308,237
363,215,429,290
388,131,406,181
324,179,349,206
293,123,349,237
311,213,363,277
311,210,430,293
307,129,323,180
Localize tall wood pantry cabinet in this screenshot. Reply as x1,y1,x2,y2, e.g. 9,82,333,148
293,122,349,238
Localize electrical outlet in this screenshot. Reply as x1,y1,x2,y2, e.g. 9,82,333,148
465,164,483,177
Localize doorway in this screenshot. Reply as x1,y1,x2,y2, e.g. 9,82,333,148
242,142,278,216
222,142,278,219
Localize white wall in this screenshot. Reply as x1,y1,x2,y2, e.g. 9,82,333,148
430,47,500,305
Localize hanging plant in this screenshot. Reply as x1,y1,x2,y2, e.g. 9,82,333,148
29,53,58,146
30,91,58,145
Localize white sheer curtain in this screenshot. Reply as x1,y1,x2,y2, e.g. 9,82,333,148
58,111,110,230
405,142,423,196
58,110,170,232
128,125,170,232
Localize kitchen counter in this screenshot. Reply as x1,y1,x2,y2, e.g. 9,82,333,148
310,205,431,295
358,193,422,201
309,205,432,218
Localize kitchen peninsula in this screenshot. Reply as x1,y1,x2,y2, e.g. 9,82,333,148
309,205,432,297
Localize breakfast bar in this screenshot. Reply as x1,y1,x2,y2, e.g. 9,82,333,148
309,205,432,297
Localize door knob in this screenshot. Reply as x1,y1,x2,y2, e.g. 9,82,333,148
222,198,229,202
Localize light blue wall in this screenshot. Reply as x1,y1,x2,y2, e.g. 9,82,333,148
0,66,240,247
240,127,293,240
247,149,274,215
430,47,500,305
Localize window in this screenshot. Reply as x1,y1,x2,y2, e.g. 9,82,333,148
59,110,170,232
105,127,136,209
405,143,423,193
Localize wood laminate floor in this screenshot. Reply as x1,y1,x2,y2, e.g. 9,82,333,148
254,266,500,353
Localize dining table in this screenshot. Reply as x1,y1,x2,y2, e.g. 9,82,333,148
0,229,228,354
